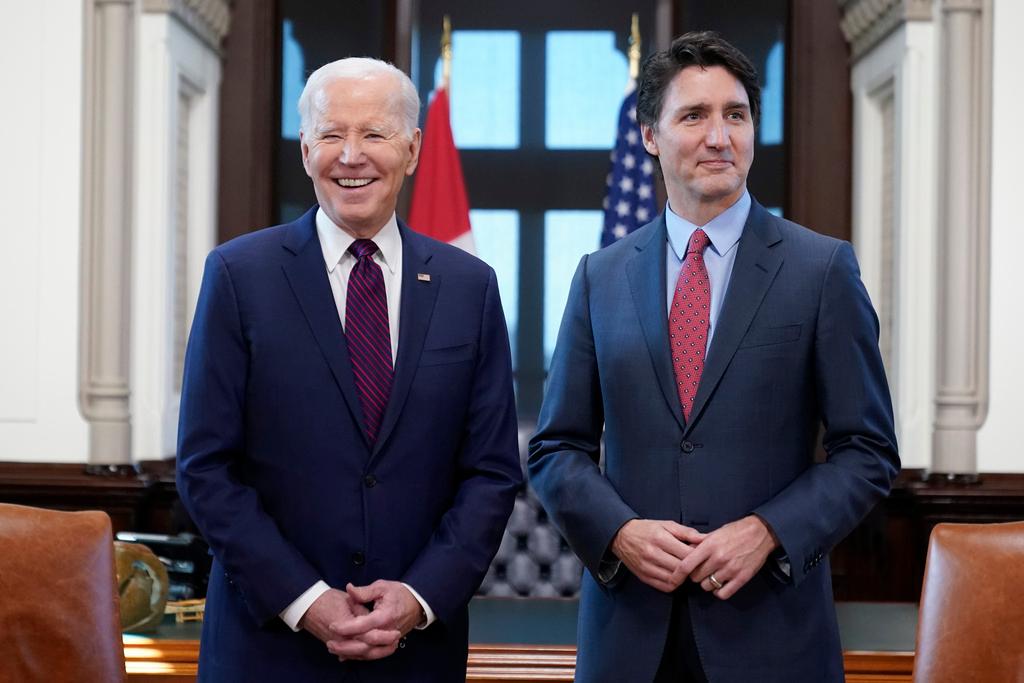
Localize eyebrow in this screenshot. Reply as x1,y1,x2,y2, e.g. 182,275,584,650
314,122,397,136
673,101,751,114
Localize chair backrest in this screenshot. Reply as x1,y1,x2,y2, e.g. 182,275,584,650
913,521,1024,683
0,503,126,682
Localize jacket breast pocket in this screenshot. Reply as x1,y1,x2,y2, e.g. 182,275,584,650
419,342,476,367
737,323,802,349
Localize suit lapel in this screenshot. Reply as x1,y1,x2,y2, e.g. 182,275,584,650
370,222,440,459
626,215,686,432
684,200,784,435
280,208,369,446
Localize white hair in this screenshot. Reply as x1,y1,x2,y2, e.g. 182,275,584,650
297,57,420,137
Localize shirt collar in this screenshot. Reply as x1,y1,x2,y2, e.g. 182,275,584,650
665,190,750,259
316,208,401,275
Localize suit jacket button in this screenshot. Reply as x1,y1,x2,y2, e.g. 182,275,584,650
364,474,377,488
680,440,695,454
352,551,365,566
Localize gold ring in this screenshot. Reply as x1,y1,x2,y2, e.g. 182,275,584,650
708,574,723,590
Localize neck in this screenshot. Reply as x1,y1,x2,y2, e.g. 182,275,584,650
670,188,745,227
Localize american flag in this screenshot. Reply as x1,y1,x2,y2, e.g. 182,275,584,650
601,87,656,247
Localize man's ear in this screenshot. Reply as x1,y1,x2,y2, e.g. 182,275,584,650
405,128,422,176
641,124,659,157
299,131,312,177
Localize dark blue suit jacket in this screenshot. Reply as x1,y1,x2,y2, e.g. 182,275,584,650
176,207,521,682
529,200,899,683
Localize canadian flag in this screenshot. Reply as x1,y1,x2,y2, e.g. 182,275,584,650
408,87,475,253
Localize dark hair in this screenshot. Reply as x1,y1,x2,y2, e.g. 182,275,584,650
637,31,761,130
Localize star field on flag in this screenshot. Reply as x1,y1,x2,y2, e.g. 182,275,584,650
601,87,657,247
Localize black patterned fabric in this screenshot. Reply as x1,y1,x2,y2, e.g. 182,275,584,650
477,425,584,597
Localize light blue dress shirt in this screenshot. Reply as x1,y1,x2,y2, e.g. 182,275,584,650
665,191,751,353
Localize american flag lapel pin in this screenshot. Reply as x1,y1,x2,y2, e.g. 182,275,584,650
417,273,431,282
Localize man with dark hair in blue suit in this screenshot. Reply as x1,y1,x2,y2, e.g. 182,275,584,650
177,57,521,681
529,32,899,683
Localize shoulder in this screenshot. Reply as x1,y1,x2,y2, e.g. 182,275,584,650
766,212,851,272
213,224,292,262
585,218,663,271
402,226,496,284
208,209,318,278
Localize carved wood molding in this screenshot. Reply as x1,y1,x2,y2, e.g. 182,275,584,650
142,0,230,50
839,0,933,59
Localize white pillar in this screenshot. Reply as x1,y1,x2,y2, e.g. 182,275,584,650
931,0,993,477
132,0,228,461
841,0,938,472
79,0,137,466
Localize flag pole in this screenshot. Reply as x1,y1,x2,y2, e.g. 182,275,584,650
628,13,641,80
441,15,453,89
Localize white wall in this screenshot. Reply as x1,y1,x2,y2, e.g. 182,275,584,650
0,0,89,461
851,24,936,472
978,0,1024,472
132,13,221,460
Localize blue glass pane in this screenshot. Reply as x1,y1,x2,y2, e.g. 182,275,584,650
471,210,520,364
545,32,630,149
433,31,520,149
281,19,304,140
544,211,603,365
760,40,784,146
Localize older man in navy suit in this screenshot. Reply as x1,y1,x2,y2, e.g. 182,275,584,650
529,32,899,682
177,57,521,681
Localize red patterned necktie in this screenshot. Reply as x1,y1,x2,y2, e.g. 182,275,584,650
669,228,712,422
345,239,393,443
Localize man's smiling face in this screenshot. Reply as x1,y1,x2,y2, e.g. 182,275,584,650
300,74,421,238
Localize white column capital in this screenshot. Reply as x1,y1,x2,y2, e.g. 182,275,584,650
142,0,230,51
839,0,934,60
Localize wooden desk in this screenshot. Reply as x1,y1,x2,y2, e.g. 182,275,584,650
123,600,916,682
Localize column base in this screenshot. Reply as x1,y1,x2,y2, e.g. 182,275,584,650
930,425,978,475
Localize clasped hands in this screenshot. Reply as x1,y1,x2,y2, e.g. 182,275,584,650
610,515,779,599
299,580,424,661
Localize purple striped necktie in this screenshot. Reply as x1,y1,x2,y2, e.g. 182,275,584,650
345,239,393,443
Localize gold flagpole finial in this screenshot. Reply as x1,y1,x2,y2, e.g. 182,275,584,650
628,13,641,80
441,15,453,88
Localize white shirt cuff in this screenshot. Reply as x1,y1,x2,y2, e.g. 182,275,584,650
401,582,436,629
279,580,330,632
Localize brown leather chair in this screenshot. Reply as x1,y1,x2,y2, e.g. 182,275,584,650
0,503,126,682
913,521,1024,683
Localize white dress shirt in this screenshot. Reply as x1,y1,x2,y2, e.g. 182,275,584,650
279,208,436,632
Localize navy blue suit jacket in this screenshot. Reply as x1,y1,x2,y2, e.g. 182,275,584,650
176,207,521,681
529,200,899,683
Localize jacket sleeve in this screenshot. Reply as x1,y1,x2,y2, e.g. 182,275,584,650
176,251,322,624
528,255,638,578
753,241,900,585
399,268,523,623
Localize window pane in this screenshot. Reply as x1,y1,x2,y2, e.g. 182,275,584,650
543,210,603,365
545,31,630,149
760,40,784,145
432,31,520,149
280,19,304,140
471,210,520,363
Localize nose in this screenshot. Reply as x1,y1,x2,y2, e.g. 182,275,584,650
705,117,729,148
339,136,365,165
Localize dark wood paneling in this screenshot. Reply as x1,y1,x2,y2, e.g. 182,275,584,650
216,0,278,242
787,0,853,240
0,461,188,536
830,469,1024,601
3,462,1021,604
